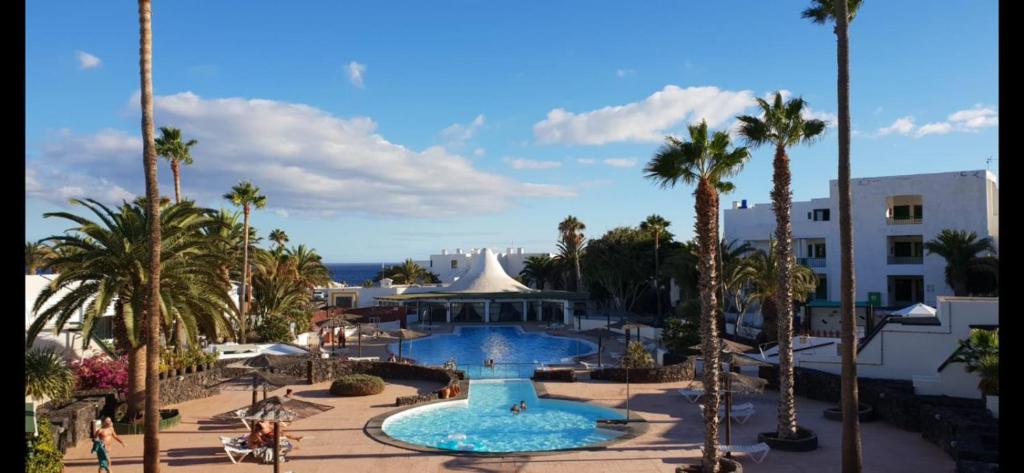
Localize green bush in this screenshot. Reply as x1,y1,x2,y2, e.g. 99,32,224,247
329,374,385,396
620,341,655,369
26,415,63,473
661,303,701,357
255,315,294,343
25,348,74,402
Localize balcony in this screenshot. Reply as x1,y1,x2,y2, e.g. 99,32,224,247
799,257,827,268
886,215,922,225
888,256,923,265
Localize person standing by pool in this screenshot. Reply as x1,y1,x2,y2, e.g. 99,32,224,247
91,417,124,473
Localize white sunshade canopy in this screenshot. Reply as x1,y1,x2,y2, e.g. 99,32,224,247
891,302,937,317
443,248,535,294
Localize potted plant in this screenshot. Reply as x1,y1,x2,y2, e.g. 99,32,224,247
951,328,998,418
158,359,169,380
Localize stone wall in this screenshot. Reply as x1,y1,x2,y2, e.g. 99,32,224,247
590,360,695,383
37,396,108,453
758,365,998,472
159,367,222,405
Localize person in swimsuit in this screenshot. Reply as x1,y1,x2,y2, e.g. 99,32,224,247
510,404,520,415
519,400,527,411
91,417,124,473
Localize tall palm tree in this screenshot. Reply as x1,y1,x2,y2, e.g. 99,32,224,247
639,215,671,323
154,127,198,203
645,120,750,473
520,254,559,290
717,239,755,332
224,181,267,343
558,216,587,291
136,0,162,468
925,229,995,296
733,238,818,342
269,229,289,249
26,240,55,275
737,92,826,441
286,244,331,290
390,258,429,284
802,1,864,469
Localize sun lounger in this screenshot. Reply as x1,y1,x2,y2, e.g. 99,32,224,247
701,442,771,463
220,436,252,464
348,356,380,362
697,403,756,424
231,408,252,430
678,387,704,403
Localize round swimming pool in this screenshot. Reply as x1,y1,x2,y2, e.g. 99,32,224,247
381,379,625,453
389,325,597,367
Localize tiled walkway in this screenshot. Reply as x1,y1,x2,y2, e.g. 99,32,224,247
62,376,954,472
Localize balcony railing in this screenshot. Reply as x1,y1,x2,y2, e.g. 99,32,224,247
886,215,922,225
888,256,923,265
798,257,827,268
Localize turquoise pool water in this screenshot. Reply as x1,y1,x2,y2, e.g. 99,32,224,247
389,326,596,373
381,379,624,452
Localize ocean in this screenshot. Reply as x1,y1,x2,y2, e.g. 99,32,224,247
324,262,400,285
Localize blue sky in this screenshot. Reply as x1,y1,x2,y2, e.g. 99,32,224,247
26,1,998,262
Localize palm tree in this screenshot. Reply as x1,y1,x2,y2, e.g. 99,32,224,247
716,239,755,332
639,215,671,323
950,328,999,397
520,255,559,290
802,1,864,469
924,229,995,296
224,181,267,343
389,258,429,284
154,127,198,203
737,92,826,441
136,0,162,467
269,229,289,249
286,244,331,289
26,241,55,275
558,216,587,291
733,238,818,342
645,120,750,473
25,348,75,403
28,199,231,418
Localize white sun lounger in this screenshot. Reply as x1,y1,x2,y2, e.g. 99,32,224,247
697,403,756,424
220,436,252,464
348,356,380,362
701,442,771,463
678,387,705,403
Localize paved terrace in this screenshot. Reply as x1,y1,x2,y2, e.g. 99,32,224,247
62,377,954,472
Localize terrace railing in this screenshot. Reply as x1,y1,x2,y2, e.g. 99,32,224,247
444,362,563,380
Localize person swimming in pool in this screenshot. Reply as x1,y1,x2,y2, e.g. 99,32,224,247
510,404,520,415
520,400,527,411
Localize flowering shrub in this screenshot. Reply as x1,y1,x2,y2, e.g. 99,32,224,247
71,355,128,397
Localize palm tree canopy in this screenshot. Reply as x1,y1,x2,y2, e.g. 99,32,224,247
736,92,828,150
269,229,289,248
155,126,198,165
558,215,586,245
734,238,819,305
639,214,673,241
801,0,863,24
924,229,994,266
26,240,56,274
224,180,268,210
644,120,750,194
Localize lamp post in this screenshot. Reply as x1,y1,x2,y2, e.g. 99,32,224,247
625,364,630,423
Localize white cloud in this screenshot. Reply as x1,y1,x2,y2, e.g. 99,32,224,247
27,92,574,216
473,147,486,157
576,158,596,165
874,106,998,138
76,51,101,70
603,158,637,168
503,157,562,170
878,117,916,136
347,61,366,88
533,85,756,145
441,114,485,148
616,69,635,78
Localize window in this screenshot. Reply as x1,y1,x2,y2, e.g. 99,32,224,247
451,259,458,269
812,209,830,221
429,260,433,268
891,241,923,258
889,276,924,306
807,242,826,258
813,274,828,300
333,295,355,308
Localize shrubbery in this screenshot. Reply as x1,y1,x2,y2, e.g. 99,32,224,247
26,415,63,473
71,354,128,397
329,374,385,396
620,341,655,368
255,315,294,343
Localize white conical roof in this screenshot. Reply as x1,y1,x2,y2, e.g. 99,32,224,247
445,248,534,293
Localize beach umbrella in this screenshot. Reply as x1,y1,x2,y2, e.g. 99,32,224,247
241,396,298,473
890,302,937,317
689,337,753,355
383,328,428,361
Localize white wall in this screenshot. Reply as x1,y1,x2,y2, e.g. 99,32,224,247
427,248,555,284
725,170,998,307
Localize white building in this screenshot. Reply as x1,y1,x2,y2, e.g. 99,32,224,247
425,247,555,284
723,169,998,308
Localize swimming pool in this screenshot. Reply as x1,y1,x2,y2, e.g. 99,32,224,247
381,379,625,453
389,326,596,374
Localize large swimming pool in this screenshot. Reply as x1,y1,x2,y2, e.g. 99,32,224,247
381,379,624,453
389,326,596,372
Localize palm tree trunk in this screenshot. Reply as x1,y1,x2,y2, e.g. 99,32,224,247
574,253,582,292
696,179,722,473
127,343,147,418
171,159,181,203
241,207,250,343
771,144,799,439
138,0,162,471
655,232,662,323
835,1,862,469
